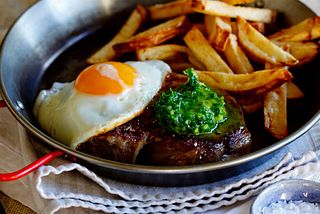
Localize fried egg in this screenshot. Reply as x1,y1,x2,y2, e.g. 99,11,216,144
33,60,171,149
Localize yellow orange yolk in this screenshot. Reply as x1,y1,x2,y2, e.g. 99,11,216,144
75,62,137,95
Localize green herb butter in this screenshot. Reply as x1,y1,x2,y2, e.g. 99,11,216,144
154,68,227,135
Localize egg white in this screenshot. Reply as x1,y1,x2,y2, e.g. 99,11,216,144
33,60,171,149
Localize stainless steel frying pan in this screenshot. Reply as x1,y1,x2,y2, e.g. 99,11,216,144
0,0,319,186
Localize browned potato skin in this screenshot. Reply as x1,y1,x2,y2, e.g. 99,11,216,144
147,0,196,20
218,0,256,5
205,15,231,51
195,69,293,98
231,21,265,35
187,0,277,24
272,41,320,68
236,16,299,66
113,15,192,54
183,26,233,73
224,34,254,74
268,16,320,42
136,44,191,61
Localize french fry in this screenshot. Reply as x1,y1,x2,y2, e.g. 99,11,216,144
236,16,299,66
136,44,191,61
183,26,233,73
187,0,277,24
286,80,305,99
195,69,293,98
290,42,319,67
264,44,290,70
231,21,265,35
268,16,320,42
272,41,320,68
147,0,196,20
265,86,288,138
250,22,266,35
264,57,289,139
205,15,231,51
224,34,254,74
265,46,305,100
135,44,206,70
87,4,147,64
218,0,256,5
263,83,288,139
113,15,191,54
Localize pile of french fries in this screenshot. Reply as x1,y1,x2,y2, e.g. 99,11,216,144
87,0,320,140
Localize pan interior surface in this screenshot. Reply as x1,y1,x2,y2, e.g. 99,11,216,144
0,0,320,186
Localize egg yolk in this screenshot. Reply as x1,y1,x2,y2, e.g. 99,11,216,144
75,62,137,95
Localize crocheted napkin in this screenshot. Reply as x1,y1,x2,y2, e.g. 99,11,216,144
33,151,320,214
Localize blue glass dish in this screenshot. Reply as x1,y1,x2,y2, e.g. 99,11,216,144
251,179,320,214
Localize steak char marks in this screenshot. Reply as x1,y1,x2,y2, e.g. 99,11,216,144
77,73,252,166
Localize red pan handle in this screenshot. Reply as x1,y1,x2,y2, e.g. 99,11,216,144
0,100,64,181
0,100,7,108
0,150,63,181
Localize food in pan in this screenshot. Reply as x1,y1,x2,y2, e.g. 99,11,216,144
76,68,252,165
34,60,252,165
33,0,320,166
33,60,171,150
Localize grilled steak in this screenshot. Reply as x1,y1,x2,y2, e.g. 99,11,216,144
77,72,252,166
